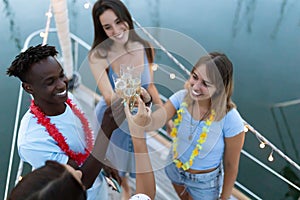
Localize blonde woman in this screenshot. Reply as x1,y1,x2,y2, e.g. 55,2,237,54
145,52,245,200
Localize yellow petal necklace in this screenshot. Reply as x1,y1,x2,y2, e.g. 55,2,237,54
170,102,216,171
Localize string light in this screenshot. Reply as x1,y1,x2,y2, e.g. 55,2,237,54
244,125,249,132
84,2,90,9
268,151,274,162
245,123,277,163
259,142,266,149
40,32,45,38
45,11,52,18
152,63,158,71
170,73,176,79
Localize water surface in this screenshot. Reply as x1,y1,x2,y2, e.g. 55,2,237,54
1,0,300,199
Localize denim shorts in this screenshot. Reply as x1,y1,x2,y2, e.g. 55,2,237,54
165,162,223,200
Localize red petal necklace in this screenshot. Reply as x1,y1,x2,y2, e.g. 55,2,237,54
30,98,94,166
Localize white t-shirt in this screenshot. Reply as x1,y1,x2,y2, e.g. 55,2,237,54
17,93,107,200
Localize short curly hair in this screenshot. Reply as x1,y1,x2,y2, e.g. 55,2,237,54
7,44,58,82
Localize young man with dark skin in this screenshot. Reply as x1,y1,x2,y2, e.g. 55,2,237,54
7,98,156,200
7,44,125,199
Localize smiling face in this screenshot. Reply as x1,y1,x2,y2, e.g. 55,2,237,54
99,9,129,45
188,64,216,102
23,56,68,115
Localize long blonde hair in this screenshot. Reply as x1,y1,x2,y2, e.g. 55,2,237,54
184,52,236,120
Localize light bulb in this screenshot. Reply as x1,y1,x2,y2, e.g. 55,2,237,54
18,176,23,181
259,142,265,149
268,152,274,162
244,125,248,132
152,63,158,71
84,2,90,9
45,12,52,18
170,73,176,79
40,32,45,38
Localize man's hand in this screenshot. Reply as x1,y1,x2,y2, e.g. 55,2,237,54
101,98,125,135
140,87,152,107
91,98,126,163
102,164,122,186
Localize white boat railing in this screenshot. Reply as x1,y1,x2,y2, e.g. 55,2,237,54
4,29,300,200
3,83,23,200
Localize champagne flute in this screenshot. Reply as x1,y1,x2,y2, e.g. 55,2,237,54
120,64,142,112
129,75,141,94
112,73,126,98
129,65,142,94
123,87,136,111
120,64,133,84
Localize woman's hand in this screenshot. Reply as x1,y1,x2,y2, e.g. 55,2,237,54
124,97,151,138
140,87,152,107
165,119,174,134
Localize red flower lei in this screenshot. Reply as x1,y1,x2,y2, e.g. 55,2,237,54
30,98,94,166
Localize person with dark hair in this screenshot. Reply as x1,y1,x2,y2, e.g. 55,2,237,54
8,98,156,200
8,160,87,200
6,44,126,200
143,52,245,200
88,0,172,198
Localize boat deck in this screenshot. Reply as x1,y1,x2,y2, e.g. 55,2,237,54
107,141,180,200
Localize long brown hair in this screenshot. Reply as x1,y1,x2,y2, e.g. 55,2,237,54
184,52,236,120
90,0,154,63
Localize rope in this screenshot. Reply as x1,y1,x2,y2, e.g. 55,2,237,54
245,123,300,172
132,17,191,76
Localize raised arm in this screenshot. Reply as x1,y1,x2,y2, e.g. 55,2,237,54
88,51,117,105
139,86,175,132
144,100,176,132
68,99,125,189
125,97,155,199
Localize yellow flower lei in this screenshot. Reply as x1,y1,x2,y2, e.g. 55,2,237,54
170,102,216,171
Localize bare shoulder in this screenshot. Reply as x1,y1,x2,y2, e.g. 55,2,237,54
130,41,154,56
128,41,145,52
88,49,109,70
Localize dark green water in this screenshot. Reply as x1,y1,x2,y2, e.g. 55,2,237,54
1,0,300,199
